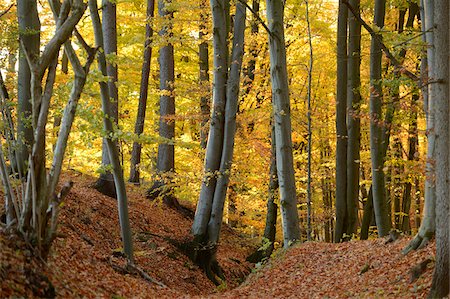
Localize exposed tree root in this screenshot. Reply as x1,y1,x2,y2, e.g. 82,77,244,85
109,255,166,288
146,182,194,219
409,258,432,283
172,239,225,285
402,232,433,255
246,243,274,264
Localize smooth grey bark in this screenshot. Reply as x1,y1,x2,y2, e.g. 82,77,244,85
15,0,87,256
403,0,436,254
129,0,155,184
17,0,40,175
199,0,210,149
266,0,300,246
95,0,119,197
147,0,178,207
369,0,391,237
345,0,361,237
429,0,449,296
334,0,348,243
192,0,229,240
206,3,245,245
89,0,134,261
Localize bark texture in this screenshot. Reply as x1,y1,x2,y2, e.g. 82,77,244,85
334,0,348,243
129,0,155,184
369,0,391,237
266,0,300,246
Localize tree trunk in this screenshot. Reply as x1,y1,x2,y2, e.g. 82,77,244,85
89,0,134,261
95,0,120,198
345,0,361,238
190,1,245,285
400,93,419,234
429,0,449,296
199,0,210,149
264,127,278,253
129,0,155,184
369,0,391,237
247,122,278,263
17,0,40,176
192,0,230,241
147,0,177,207
206,2,246,245
334,0,348,243
266,0,300,246
403,0,436,254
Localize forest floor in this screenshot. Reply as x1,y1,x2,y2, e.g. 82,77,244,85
1,171,435,298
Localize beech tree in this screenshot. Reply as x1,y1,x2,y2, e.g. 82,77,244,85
403,0,436,254
191,0,246,284
129,0,155,184
345,0,361,238
198,0,210,149
94,0,120,198
334,0,348,243
369,0,391,237
428,0,449,296
1,0,89,257
147,0,178,207
89,0,134,260
16,0,40,176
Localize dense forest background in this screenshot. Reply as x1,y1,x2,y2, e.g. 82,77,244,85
0,0,449,296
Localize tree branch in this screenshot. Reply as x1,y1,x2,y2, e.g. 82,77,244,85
237,0,270,35
342,0,419,82
38,0,86,76
0,4,14,19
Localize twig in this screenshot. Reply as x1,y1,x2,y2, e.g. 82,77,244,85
342,0,419,82
0,4,14,19
126,262,167,288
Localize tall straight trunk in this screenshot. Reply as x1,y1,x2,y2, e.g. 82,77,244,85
199,0,210,149
89,0,134,261
206,3,245,245
264,123,278,252
321,140,333,242
345,0,361,237
403,0,436,254
429,0,449,296
192,0,230,241
129,0,155,184
334,0,348,243
150,0,176,204
400,94,418,233
17,0,40,175
369,0,391,237
95,0,120,197
392,137,402,229
266,0,300,246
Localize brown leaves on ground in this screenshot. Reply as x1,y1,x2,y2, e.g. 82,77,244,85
218,238,434,298
0,171,436,298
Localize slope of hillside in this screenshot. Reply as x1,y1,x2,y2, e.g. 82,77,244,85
1,171,253,298
216,238,435,298
0,172,437,298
